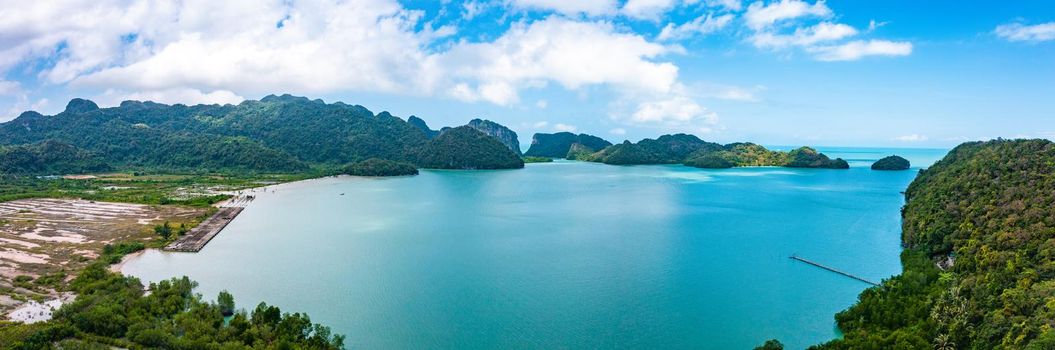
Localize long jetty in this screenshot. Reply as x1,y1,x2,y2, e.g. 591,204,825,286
164,207,244,252
790,255,879,286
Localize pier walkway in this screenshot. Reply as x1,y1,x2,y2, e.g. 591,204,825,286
790,255,880,286
164,207,244,252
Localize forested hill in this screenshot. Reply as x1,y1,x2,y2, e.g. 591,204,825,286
812,139,1055,349
0,95,523,173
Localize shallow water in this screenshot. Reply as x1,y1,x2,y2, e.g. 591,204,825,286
124,147,947,349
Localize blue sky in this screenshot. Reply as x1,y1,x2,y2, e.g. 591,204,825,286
0,0,1052,147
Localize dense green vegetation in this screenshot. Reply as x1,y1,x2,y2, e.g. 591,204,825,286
0,246,345,349
524,132,612,158
0,172,308,207
871,155,911,170
812,139,1055,349
755,339,785,350
341,158,418,176
522,156,553,163
0,140,110,174
416,126,524,170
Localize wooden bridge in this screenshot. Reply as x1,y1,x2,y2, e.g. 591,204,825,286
790,255,880,286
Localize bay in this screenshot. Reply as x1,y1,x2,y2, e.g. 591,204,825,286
123,147,947,349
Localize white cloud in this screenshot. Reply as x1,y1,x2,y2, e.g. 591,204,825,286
440,16,680,105
536,99,548,109
867,19,888,32
657,13,734,41
0,80,20,96
622,0,678,21
810,40,912,61
744,0,832,30
704,0,742,11
0,1,692,111
553,123,578,132
627,94,718,127
508,0,618,16
740,1,910,62
462,1,487,20
695,83,763,101
894,134,928,142
995,21,1055,42
532,121,549,128
609,128,627,135
750,22,857,48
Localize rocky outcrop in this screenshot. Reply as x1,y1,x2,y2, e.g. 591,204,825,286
524,132,612,158
467,118,521,156
871,155,910,170
565,142,598,160
64,98,99,114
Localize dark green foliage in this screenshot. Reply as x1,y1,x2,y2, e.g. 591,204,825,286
407,115,439,139
812,139,1055,349
217,290,235,316
154,221,173,240
524,132,612,158
342,158,418,176
754,339,784,350
683,154,735,168
522,156,553,163
871,155,910,170
416,126,524,169
466,118,522,156
0,140,110,174
588,141,655,165
2,258,345,349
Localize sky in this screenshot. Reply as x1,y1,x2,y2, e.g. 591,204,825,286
0,0,1053,147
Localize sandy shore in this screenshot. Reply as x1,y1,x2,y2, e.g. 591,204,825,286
109,249,146,273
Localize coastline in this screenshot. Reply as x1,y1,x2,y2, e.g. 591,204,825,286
109,249,145,273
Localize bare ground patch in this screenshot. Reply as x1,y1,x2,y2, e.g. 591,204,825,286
0,198,208,316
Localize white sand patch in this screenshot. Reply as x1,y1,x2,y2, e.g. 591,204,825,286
20,229,87,243
6,293,75,323
0,248,49,264
0,238,41,248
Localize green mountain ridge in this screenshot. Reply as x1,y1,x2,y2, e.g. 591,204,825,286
0,95,525,173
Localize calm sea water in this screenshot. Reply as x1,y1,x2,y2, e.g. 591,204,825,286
124,147,947,349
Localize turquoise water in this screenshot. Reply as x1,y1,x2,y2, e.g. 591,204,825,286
124,147,947,349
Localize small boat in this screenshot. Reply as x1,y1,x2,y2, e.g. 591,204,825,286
340,193,345,196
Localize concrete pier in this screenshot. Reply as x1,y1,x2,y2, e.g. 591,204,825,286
164,207,244,252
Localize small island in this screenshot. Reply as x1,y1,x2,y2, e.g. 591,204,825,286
342,158,419,176
871,155,910,170
522,156,553,163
